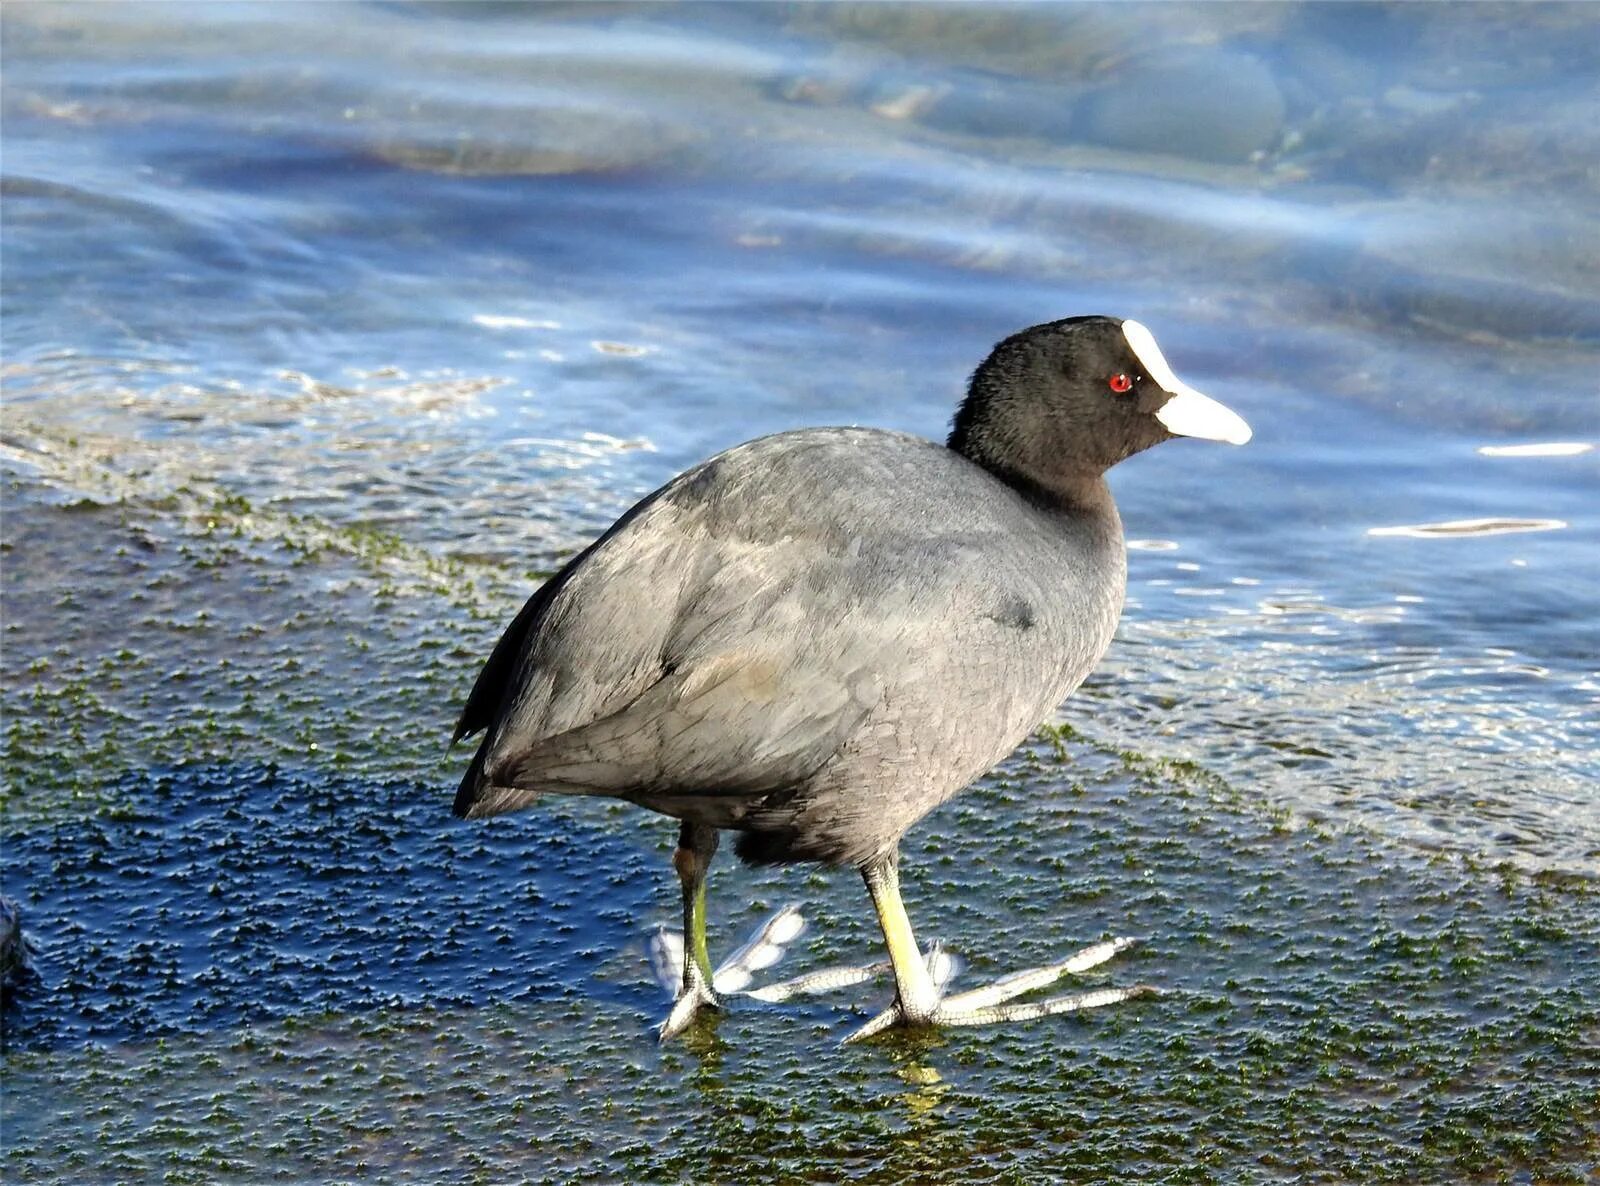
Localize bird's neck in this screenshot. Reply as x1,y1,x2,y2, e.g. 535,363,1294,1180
1044,471,1117,518
948,386,1118,517
947,432,1116,519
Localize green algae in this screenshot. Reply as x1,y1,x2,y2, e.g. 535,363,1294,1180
0,485,470,826
3,4,1599,1173
5,736,1596,1182
6,435,1596,1180
5,461,1597,1181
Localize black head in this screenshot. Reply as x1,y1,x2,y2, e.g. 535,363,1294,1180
948,316,1250,500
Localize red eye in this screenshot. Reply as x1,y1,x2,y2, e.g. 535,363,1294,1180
1108,373,1133,394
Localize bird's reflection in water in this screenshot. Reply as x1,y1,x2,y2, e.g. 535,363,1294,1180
892,1052,952,1121
677,1017,730,1072
666,1012,972,1179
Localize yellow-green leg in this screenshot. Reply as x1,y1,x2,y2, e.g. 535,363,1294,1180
863,848,940,1024
658,821,719,1042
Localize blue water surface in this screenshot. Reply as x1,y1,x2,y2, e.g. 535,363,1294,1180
3,4,1599,1180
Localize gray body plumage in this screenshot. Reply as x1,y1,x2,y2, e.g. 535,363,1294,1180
456,427,1125,867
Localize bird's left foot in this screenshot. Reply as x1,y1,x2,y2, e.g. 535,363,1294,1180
648,904,808,1041
747,936,1152,1042
846,937,1154,1043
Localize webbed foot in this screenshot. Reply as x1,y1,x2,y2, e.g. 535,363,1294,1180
649,904,808,1041
834,937,1153,1044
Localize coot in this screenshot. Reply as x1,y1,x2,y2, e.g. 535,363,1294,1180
453,316,1250,1041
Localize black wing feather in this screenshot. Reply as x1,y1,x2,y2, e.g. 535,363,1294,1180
451,485,678,746
452,572,564,745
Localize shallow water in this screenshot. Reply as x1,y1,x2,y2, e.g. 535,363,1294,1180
3,3,1598,1182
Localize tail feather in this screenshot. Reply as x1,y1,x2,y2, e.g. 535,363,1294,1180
456,780,543,820
451,743,488,818
454,734,640,821
452,741,544,819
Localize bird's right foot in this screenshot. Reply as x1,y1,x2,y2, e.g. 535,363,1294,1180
656,965,720,1042
648,904,808,1041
